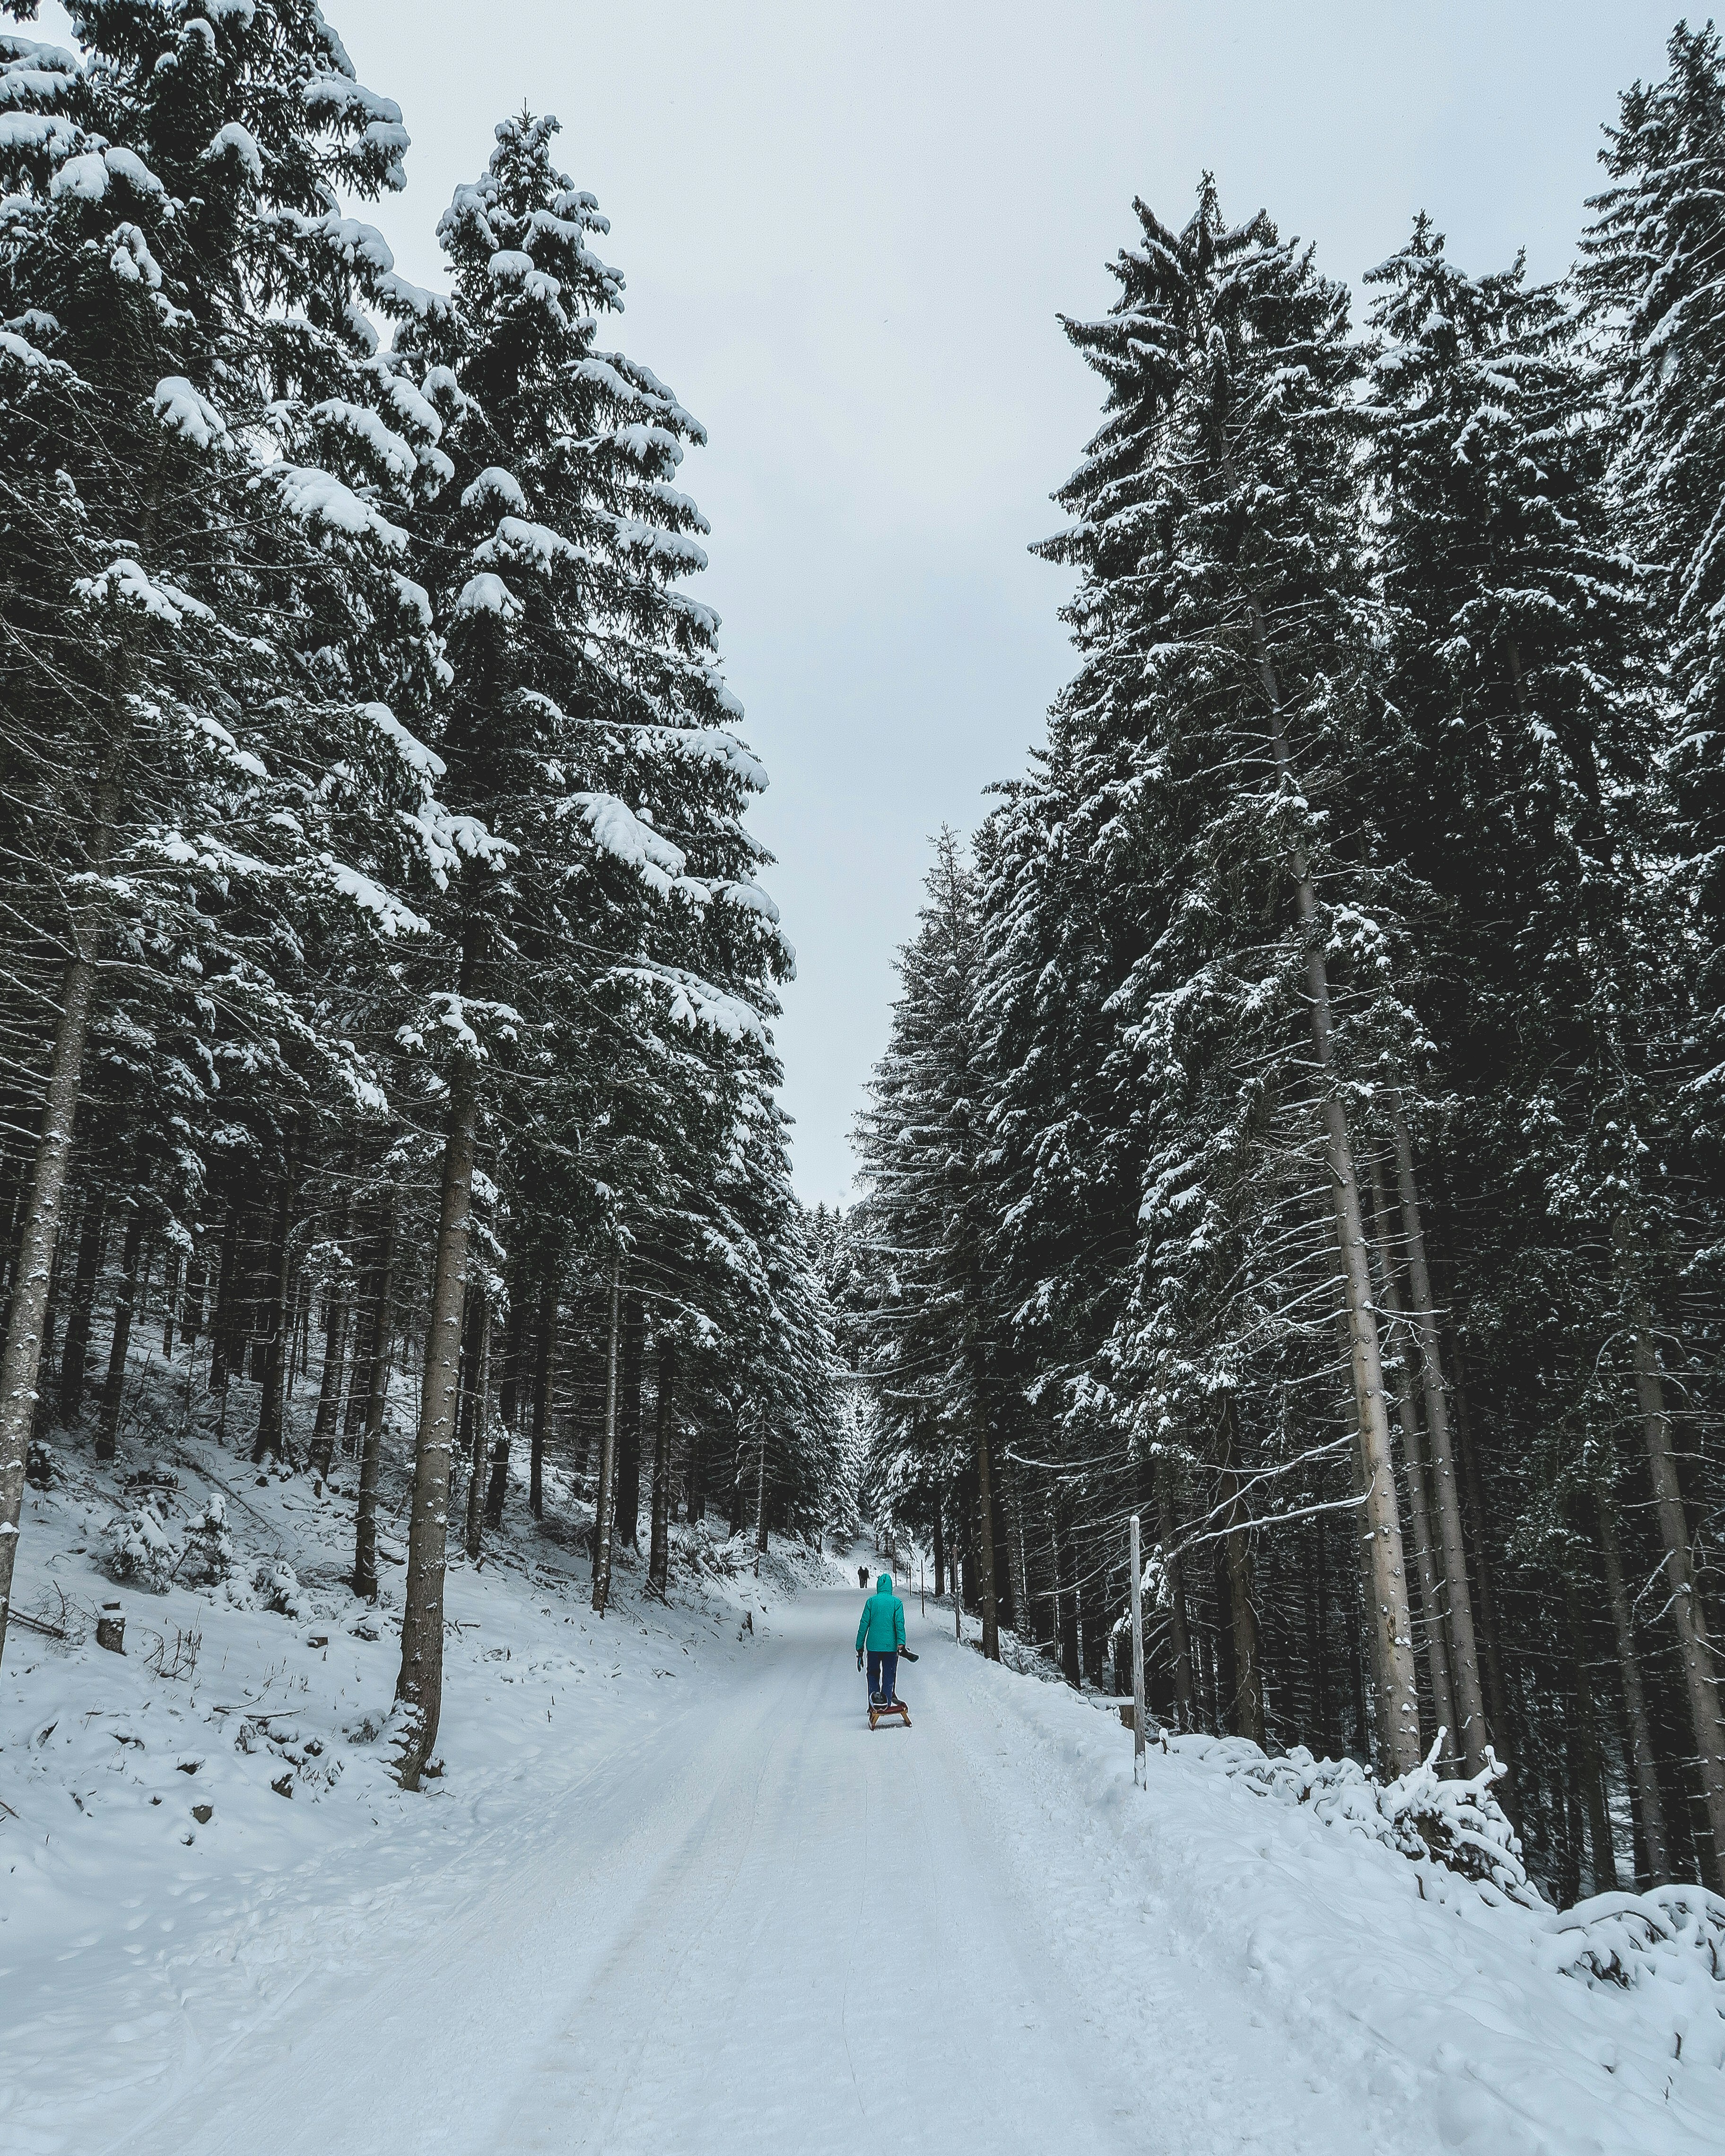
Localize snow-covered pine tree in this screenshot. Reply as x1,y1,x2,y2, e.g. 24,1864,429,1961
853,829,1005,1659
0,1,451,1666
1032,181,1425,1769
383,112,793,1776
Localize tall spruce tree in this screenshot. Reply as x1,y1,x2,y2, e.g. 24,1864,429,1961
1032,182,1426,1769
0,1,449,1666
854,830,1004,1660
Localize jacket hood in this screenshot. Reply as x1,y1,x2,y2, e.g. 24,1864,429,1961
877,1574,893,1596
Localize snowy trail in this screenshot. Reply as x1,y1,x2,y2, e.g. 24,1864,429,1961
92,1575,1430,2156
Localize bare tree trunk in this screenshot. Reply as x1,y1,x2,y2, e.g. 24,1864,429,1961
57,1187,106,1426
0,630,144,1666
591,1259,621,1615
1217,1398,1265,1745
352,1196,396,1601
251,1138,299,1467
1447,1357,1511,1771
1565,1579,1620,1895
617,1290,644,1550
161,1249,180,1358
1368,1149,1459,1765
932,1504,946,1601
1348,1406,1388,1774
1154,1458,1196,1731
1245,597,1420,1772
754,1414,768,1569
180,1242,207,1353
1078,1532,1106,1687
685,1402,704,1523
206,1206,240,1399
1003,1461,1030,1641
1387,1115,1487,1775
647,1338,674,1598
1593,1477,1671,1885
974,1413,1001,1661
308,1182,352,1480
463,1297,490,1562
394,1061,479,1787
1052,1498,1080,1686
486,1279,524,1527
1619,1243,1725,1887
94,1205,145,1461
529,1267,554,1521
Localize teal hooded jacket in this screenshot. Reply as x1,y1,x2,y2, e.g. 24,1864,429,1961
856,1575,906,1652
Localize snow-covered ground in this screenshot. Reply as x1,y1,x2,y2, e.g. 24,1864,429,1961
3,1438,1722,2155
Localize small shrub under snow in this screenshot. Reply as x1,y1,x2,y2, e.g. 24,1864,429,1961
178,1493,235,1588
1192,1732,1530,1896
1548,1886,1725,1993
252,1559,307,1619
104,1493,179,1593
1184,1727,1725,2017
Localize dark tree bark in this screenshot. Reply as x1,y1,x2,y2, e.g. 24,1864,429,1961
1312,1515,1334,1757
991,1467,1017,1637
181,1242,207,1352
1565,1581,1620,1895
57,1187,106,1426
463,1295,490,1562
352,1196,396,1602
485,1280,521,1529
395,1056,479,1787
1078,1536,1106,1688
1154,1460,1196,1731
647,1337,675,1597
529,1267,555,1521
1369,1150,1459,1765
1620,1247,1725,1888
161,1249,180,1358
616,1290,645,1549
932,1504,946,1602
1217,1398,1264,1745
206,1205,241,1399
1213,1541,1240,1735
251,1139,299,1466
1390,1115,1487,1775
684,1402,704,1523
94,1204,145,1460
0,620,148,1668
1594,1478,1671,1885
1053,1499,1080,1687
591,1260,621,1614
307,1182,353,1480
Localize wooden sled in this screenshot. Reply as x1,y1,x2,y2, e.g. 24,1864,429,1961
868,1700,911,1730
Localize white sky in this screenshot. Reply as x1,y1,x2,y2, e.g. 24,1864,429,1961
46,2,1682,1202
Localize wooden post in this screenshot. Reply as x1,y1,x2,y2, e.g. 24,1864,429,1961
1130,1513,1147,1788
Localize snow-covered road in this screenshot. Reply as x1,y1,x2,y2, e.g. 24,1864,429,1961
87,1573,1430,2156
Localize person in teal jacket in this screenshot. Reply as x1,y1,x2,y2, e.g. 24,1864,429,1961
855,1572,906,1704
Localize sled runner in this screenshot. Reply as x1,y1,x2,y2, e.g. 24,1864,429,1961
868,1699,911,1730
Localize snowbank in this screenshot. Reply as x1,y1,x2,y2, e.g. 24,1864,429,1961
0,1415,837,2156
951,1640,1724,2156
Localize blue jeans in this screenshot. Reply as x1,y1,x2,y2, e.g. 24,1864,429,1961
868,1649,899,1704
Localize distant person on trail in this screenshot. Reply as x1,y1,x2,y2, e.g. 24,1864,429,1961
855,1571,906,1705
858,1565,870,1590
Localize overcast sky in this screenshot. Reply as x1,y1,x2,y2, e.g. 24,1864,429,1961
51,1,1682,1201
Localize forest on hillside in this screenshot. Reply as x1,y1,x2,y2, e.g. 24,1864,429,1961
837,22,1725,1906
0,4,852,1787
6,0,1725,1925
